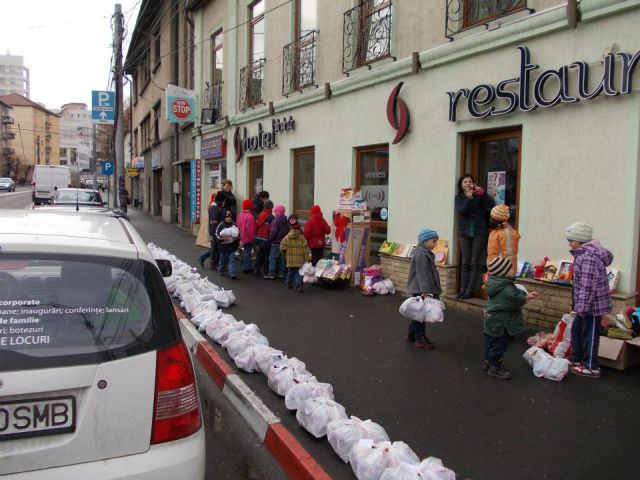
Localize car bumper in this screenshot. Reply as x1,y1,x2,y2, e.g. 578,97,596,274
2,428,205,480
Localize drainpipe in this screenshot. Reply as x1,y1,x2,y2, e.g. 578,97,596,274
567,0,579,28
171,0,180,224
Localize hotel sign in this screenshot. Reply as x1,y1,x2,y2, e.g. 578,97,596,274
233,116,295,162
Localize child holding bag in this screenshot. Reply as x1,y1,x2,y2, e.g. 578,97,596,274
406,228,442,349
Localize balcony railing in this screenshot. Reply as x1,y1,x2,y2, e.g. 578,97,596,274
202,81,223,124
445,0,531,40
1,116,14,125
2,147,15,155
282,30,318,96
343,0,392,74
239,58,265,111
1,131,15,140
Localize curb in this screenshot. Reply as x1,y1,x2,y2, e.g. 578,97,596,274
175,306,331,480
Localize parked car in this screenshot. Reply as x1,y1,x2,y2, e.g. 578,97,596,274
0,209,205,479
52,188,104,207
0,177,16,192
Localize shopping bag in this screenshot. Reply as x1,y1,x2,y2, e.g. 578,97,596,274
399,297,425,322
327,416,390,463
296,397,348,438
423,297,445,323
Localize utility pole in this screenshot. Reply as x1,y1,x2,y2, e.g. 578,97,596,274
113,3,124,208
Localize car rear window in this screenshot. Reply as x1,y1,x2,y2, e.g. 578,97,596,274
0,254,181,372
55,190,103,204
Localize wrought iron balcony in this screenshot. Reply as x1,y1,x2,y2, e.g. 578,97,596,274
343,0,392,74
239,58,265,111
282,30,318,96
445,0,532,40
2,147,15,155
1,131,15,140
1,115,14,125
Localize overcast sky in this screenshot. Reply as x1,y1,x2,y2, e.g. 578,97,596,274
0,0,141,110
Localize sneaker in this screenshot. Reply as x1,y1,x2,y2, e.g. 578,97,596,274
263,274,275,280
487,365,512,380
569,360,581,368
414,340,434,350
570,365,601,378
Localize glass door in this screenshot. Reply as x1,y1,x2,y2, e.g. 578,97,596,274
248,156,264,197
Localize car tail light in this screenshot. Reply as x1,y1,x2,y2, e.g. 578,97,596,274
151,340,202,444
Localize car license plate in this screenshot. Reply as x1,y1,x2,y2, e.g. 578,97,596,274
0,396,75,441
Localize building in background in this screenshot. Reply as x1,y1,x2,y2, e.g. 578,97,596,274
0,53,30,98
0,93,60,181
58,103,94,171
1,99,16,178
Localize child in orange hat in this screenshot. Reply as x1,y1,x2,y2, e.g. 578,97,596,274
487,204,520,276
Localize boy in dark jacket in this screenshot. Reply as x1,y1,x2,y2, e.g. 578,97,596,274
265,204,288,279
216,211,240,279
565,222,613,378
406,228,442,349
198,192,225,269
255,200,274,276
484,257,537,380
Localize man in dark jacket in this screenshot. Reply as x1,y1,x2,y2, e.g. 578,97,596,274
198,192,226,269
252,191,270,218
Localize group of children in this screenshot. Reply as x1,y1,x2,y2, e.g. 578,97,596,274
407,206,613,381
200,190,331,292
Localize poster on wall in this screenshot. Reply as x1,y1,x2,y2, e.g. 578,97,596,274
190,159,201,224
487,171,506,205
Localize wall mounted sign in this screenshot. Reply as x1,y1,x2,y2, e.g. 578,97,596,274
447,46,640,122
386,82,410,144
233,115,296,162
201,134,226,160
166,84,196,123
190,159,201,223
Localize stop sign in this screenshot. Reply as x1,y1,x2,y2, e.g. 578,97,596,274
172,98,191,119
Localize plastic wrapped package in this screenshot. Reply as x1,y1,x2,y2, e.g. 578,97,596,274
379,457,456,480
190,308,218,330
210,289,237,308
254,347,286,374
211,321,248,344
268,363,316,397
190,300,218,319
548,313,574,358
303,274,319,284
223,331,269,360
372,279,395,295
234,344,267,373
523,346,569,381
327,416,390,463
399,297,425,321
296,397,348,438
219,226,239,238
285,381,334,411
204,312,237,338
423,297,445,323
349,440,420,480
298,262,316,276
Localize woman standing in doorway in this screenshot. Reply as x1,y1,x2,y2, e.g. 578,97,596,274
455,174,495,299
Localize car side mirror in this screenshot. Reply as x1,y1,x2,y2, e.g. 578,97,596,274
156,259,172,277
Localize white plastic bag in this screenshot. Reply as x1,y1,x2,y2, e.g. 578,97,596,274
523,346,569,381
379,457,455,480
254,347,286,374
399,297,425,321
223,331,269,360
327,416,390,463
349,440,420,480
268,363,315,397
296,397,348,438
285,381,334,411
298,262,315,276
372,279,395,295
233,344,260,373
423,297,445,323
211,289,236,308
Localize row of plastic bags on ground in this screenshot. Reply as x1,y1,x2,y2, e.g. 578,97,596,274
147,243,456,480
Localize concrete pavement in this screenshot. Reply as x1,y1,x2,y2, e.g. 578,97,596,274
130,208,640,480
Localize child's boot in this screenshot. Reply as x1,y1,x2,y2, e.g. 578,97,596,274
487,360,512,380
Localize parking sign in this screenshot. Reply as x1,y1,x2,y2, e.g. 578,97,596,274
92,90,115,123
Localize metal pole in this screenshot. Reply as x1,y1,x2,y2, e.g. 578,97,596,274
114,3,124,208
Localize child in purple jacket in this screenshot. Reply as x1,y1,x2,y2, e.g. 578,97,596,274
264,204,288,279
565,222,613,378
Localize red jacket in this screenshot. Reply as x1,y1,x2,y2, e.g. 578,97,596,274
303,213,330,248
236,210,256,245
256,208,274,239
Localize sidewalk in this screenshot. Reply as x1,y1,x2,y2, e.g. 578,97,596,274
130,208,640,480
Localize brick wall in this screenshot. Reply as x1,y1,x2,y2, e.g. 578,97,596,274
379,255,636,330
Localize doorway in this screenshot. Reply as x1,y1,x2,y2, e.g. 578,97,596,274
180,165,191,229
248,156,264,197
153,169,162,217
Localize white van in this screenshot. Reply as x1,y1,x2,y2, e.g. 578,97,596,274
32,165,71,205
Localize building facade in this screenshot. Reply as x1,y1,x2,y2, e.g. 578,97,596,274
0,54,30,98
125,0,195,226
0,93,60,181
129,1,639,300
58,103,94,171
1,100,16,178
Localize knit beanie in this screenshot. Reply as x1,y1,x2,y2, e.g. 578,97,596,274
565,222,593,243
490,204,510,222
264,200,274,210
417,228,438,244
274,204,285,216
288,214,300,229
488,257,513,277
242,198,253,210
310,205,321,215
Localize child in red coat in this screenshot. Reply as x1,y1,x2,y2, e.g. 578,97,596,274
303,205,330,265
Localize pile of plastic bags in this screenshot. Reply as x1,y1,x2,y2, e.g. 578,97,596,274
148,242,457,480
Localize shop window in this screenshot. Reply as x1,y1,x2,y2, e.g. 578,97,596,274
356,144,389,260
293,147,315,217
248,156,264,198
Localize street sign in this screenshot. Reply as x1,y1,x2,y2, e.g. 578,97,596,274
102,160,114,175
166,84,196,123
92,90,115,123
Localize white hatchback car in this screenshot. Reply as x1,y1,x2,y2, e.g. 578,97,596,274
0,209,205,479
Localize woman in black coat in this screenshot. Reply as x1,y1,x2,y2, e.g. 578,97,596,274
454,174,495,299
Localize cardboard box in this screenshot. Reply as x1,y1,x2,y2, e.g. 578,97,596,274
334,209,372,224
598,336,640,370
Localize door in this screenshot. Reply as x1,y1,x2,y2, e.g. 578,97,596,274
356,144,389,261
293,147,315,219
248,156,264,197
181,165,191,229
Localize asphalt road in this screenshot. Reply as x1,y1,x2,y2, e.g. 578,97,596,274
130,207,640,480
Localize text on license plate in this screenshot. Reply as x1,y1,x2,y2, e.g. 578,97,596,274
0,396,75,440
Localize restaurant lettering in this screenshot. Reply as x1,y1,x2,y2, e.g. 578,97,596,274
447,46,640,122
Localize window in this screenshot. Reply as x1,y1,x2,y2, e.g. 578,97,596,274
283,0,318,95
153,26,161,69
293,147,315,216
463,0,526,28
248,156,264,198
153,102,161,143
133,128,138,156
240,1,265,109
342,0,392,73
250,1,265,63
356,144,389,258
210,30,224,117
140,115,151,152
140,49,151,89
296,0,317,38
59,148,67,158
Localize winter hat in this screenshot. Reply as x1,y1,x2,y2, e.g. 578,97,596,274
288,215,300,229
274,204,286,216
242,199,253,210
264,200,274,210
417,228,438,244
310,205,322,215
565,222,593,243
214,191,226,204
490,204,510,222
488,257,513,277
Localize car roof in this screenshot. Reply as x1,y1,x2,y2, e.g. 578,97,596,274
0,209,151,260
